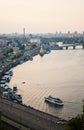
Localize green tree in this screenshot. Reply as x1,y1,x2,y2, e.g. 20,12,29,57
64,102,84,130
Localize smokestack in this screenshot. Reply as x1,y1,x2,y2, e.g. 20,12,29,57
23,28,25,37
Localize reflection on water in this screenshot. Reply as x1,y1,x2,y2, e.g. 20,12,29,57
9,50,84,120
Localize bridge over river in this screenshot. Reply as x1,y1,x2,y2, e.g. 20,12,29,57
0,98,65,130
58,43,84,50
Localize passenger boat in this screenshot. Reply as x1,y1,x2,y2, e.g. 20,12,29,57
45,96,64,106
0,80,6,84
9,70,13,76
1,75,11,83
5,70,13,76
5,75,11,82
15,94,22,103
13,85,18,93
14,92,22,103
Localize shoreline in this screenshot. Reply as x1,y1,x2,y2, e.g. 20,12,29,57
0,98,65,130
0,48,66,129
0,47,40,79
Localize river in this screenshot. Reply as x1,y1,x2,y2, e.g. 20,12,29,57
8,48,84,120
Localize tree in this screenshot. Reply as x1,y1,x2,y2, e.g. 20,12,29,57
64,102,84,130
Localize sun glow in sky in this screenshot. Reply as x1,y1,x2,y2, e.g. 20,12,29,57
0,0,84,33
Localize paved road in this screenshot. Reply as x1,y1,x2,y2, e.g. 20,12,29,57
0,98,65,130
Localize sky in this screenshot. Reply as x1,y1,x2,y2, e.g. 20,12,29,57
0,0,84,34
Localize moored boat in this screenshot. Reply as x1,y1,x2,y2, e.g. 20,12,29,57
4,70,13,76
45,96,64,106
9,70,13,76
5,75,11,82
13,85,18,93
14,91,22,103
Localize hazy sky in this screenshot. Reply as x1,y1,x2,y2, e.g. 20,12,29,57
0,0,84,33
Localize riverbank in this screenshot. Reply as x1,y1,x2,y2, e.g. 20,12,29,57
0,98,65,130
0,48,66,130
0,47,40,102
0,46,40,79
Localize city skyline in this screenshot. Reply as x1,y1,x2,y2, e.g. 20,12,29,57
0,0,84,33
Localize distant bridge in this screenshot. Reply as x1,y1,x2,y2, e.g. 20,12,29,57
58,43,84,50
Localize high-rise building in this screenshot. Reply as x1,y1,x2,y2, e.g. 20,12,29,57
23,28,25,37
83,31,84,35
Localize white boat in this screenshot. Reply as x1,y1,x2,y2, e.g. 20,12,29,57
5,75,11,82
15,93,22,103
45,96,64,106
5,70,13,76
13,85,18,93
0,80,6,84
15,94,22,103
9,70,13,76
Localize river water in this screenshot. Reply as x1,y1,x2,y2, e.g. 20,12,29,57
9,48,84,120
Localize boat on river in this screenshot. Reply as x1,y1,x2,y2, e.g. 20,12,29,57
13,90,22,103
5,70,13,76
13,85,18,93
45,96,64,106
15,93,22,103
